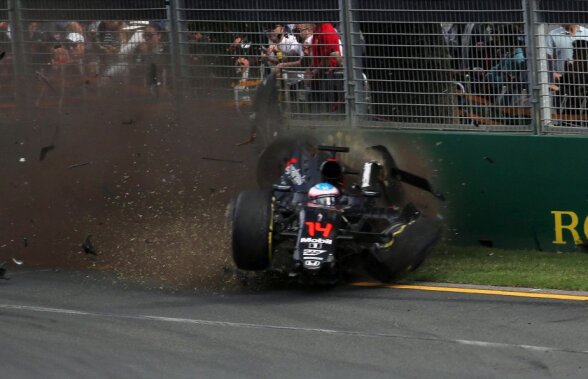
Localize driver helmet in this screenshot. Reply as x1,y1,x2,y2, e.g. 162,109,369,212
308,182,340,206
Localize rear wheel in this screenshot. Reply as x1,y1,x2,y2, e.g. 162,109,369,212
232,190,273,271
365,211,440,282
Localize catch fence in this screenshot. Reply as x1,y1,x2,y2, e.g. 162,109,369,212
0,0,14,108
1,0,588,134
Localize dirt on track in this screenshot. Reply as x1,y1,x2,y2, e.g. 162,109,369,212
0,97,263,289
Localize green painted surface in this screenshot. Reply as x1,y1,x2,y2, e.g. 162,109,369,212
316,129,588,252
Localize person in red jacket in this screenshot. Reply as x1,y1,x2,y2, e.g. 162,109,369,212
308,23,343,111
311,22,342,71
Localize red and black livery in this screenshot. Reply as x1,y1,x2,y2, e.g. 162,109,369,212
231,143,441,284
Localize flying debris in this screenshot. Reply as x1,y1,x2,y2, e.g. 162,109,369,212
39,145,56,161
35,70,58,94
69,162,90,169
0,51,5,61
0,262,8,280
390,167,445,201
12,258,23,266
82,235,97,256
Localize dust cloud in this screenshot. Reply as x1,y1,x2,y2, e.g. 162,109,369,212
0,92,262,290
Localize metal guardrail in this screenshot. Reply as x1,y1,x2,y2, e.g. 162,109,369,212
0,0,587,134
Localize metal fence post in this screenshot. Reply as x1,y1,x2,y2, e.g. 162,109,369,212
524,0,546,134
7,0,26,114
166,0,182,99
339,0,355,129
527,0,552,133
174,0,188,89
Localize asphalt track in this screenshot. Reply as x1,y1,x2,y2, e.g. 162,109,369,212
1,269,587,379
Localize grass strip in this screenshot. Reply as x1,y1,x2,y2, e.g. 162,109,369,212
405,245,588,291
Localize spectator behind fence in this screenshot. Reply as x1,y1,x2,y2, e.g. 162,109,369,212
271,24,310,79
484,25,527,103
97,21,125,52
186,24,214,91
96,20,125,74
99,20,150,85
65,31,86,62
556,39,588,115
187,28,210,65
0,21,10,42
546,24,588,84
67,21,84,35
311,23,342,70
296,23,314,60
292,23,315,101
227,33,252,83
260,24,302,77
25,22,50,66
308,23,343,111
136,24,167,96
273,24,303,78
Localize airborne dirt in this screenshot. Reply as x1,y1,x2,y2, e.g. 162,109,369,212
1,90,446,290
0,97,263,290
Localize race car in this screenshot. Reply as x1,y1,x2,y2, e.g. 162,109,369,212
231,141,441,284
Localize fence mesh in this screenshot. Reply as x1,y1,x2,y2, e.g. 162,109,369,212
178,0,344,122
535,1,588,133
0,0,587,134
349,0,530,131
10,0,171,109
0,0,14,109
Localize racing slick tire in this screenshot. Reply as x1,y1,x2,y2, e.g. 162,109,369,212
365,215,440,282
232,190,273,271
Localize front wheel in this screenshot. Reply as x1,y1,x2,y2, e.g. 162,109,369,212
231,190,273,271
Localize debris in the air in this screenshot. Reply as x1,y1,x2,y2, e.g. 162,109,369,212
69,162,90,169
122,119,134,125
0,262,8,280
39,145,56,161
82,235,97,256
35,70,58,94
12,258,23,265
19,157,26,163
201,156,243,164
483,156,494,164
23,237,28,247
236,133,256,146
0,51,5,61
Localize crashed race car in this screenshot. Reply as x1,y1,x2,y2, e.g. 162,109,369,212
231,141,441,284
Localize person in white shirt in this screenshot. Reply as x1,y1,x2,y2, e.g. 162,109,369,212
546,24,588,82
260,24,303,77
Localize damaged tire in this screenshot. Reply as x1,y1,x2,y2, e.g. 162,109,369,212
365,210,440,282
232,190,273,271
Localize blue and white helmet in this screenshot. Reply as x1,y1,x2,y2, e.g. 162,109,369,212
308,182,340,206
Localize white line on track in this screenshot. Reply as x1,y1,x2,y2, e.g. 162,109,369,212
1,303,587,355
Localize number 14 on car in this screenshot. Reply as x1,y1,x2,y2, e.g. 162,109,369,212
305,222,333,238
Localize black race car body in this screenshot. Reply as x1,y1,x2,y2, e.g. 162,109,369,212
231,143,440,284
